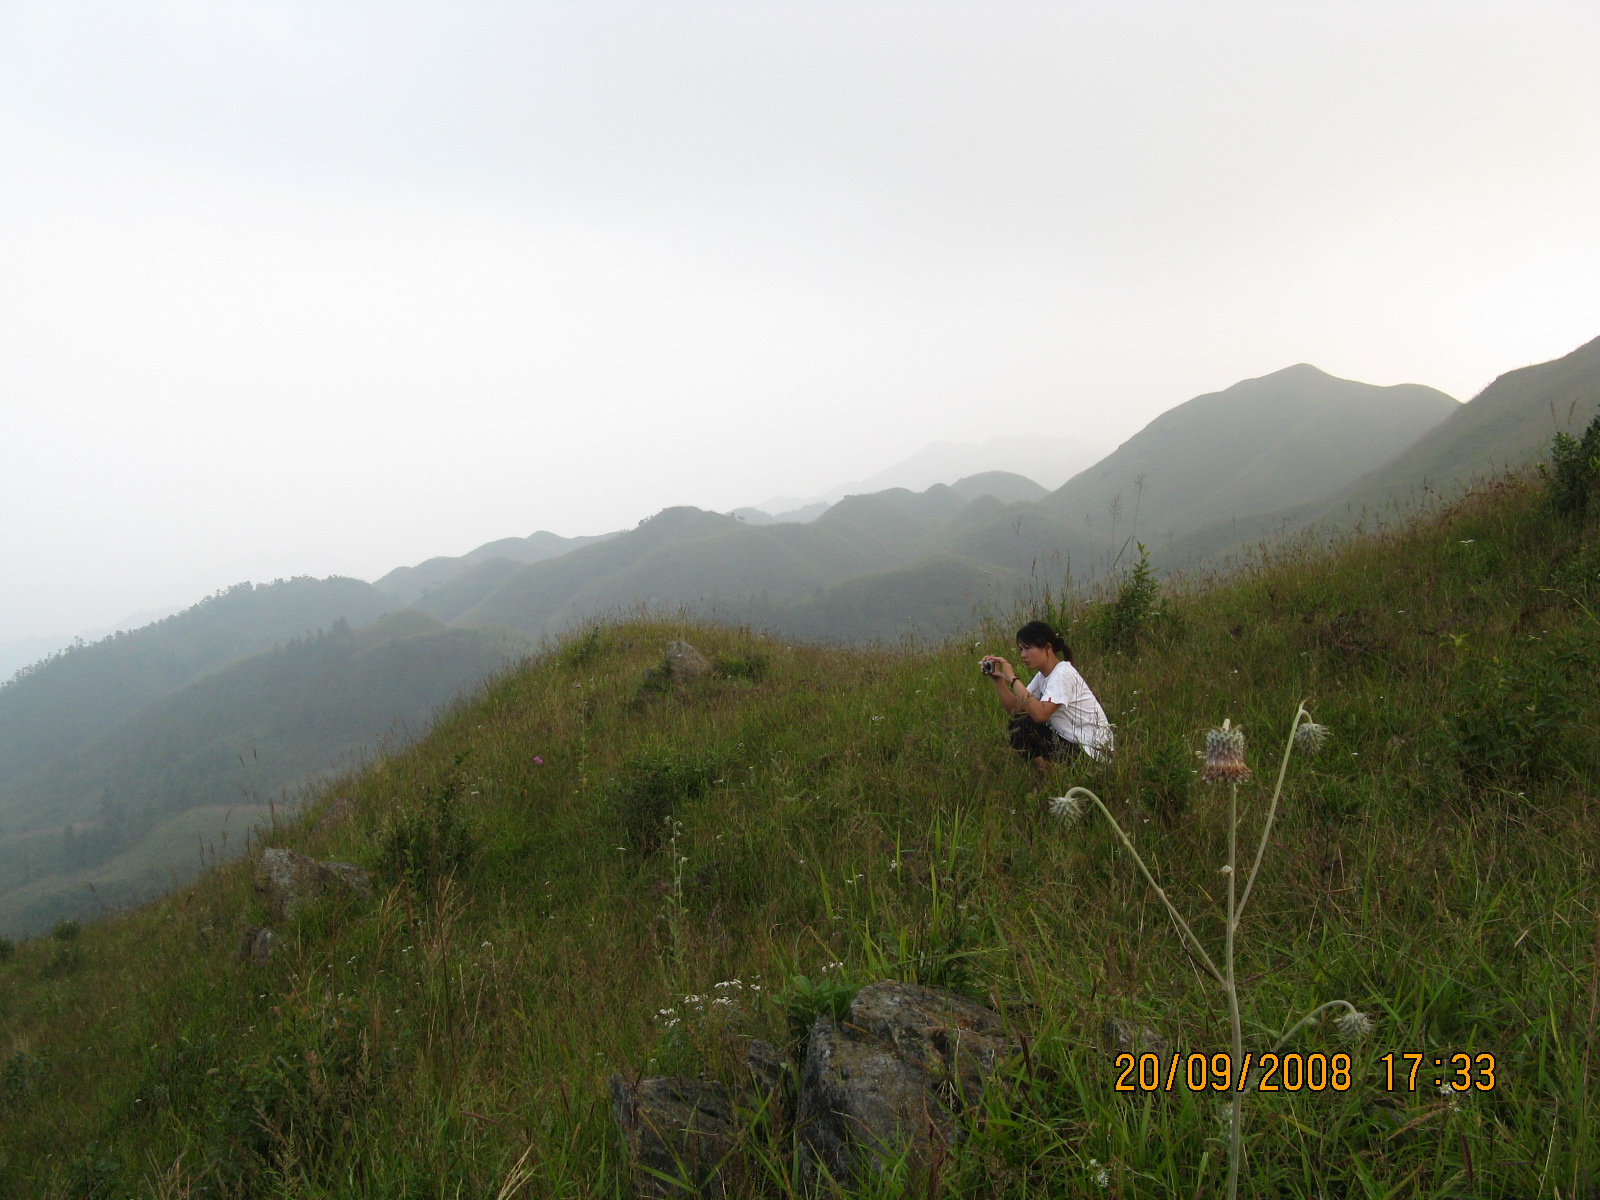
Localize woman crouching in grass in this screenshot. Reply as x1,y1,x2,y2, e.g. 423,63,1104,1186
981,620,1114,773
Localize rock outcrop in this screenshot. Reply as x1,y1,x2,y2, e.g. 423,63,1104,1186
795,981,1015,1191
236,925,275,966
663,640,711,679
609,1073,735,1199
253,848,372,924
610,982,1014,1195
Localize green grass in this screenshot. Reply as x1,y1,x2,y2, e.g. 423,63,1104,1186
0,469,1596,1197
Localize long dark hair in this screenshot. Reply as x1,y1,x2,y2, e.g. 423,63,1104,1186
1016,619,1073,664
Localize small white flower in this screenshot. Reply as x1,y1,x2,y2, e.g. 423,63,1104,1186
1088,1159,1110,1189
1219,864,1233,875
1049,794,1086,825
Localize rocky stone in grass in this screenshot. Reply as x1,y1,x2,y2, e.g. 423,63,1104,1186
236,925,275,966
253,847,372,924
609,1073,735,1199
1104,1017,1170,1058
663,640,711,680
795,980,1015,1191
745,1038,787,1110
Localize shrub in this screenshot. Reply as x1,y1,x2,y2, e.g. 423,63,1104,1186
376,768,475,891
0,936,14,963
608,747,718,854
207,985,392,1183
776,973,858,1051
1084,544,1178,655
1542,413,1600,520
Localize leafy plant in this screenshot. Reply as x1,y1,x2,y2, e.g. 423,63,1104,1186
1541,413,1600,520
376,765,475,891
1086,544,1175,655
775,972,859,1051
608,746,718,854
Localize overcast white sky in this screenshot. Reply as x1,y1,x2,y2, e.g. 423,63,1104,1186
3,1,1598,645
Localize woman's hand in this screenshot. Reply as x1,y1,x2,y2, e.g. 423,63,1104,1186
984,655,1018,685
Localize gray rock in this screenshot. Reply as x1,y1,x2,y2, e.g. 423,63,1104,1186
253,848,373,924
609,1073,735,1199
664,640,711,680
1104,1017,1170,1058
744,1038,790,1126
236,925,275,965
795,981,1014,1191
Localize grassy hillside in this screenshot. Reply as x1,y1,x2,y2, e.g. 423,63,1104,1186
0,453,1596,1196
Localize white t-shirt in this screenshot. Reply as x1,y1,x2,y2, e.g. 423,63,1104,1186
1027,661,1114,761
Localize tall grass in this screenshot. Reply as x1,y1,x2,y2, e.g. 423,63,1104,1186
0,469,1594,1196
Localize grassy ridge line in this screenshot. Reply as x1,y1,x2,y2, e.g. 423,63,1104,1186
0,471,1595,1197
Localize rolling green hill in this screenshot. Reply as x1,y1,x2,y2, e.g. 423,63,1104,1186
0,438,1593,1197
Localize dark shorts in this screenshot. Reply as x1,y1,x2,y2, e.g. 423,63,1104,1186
1008,714,1084,762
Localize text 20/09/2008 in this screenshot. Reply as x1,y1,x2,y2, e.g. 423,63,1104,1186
1112,1051,1498,1093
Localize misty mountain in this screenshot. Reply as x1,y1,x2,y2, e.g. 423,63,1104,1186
425,474,1089,643
1041,365,1459,546
372,528,621,605
747,433,1106,514
0,612,528,935
1313,334,1600,518
1165,335,1600,567
0,577,401,792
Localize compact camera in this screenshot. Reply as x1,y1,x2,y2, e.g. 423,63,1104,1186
980,659,996,675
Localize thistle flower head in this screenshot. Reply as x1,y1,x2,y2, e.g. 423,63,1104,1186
1293,722,1330,756
1202,721,1250,784
1334,1008,1374,1039
1049,794,1087,826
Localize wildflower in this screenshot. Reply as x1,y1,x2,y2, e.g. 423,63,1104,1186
1334,1009,1374,1039
533,756,544,765
1049,794,1087,825
1294,722,1330,755
1202,721,1250,784
1088,1159,1110,1189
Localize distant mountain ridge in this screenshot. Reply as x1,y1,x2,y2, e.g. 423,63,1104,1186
373,529,621,605
9,339,1599,935
1164,334,1600,567
1041,364,1460,544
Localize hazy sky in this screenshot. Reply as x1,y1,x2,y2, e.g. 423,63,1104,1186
3,1,1598,644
